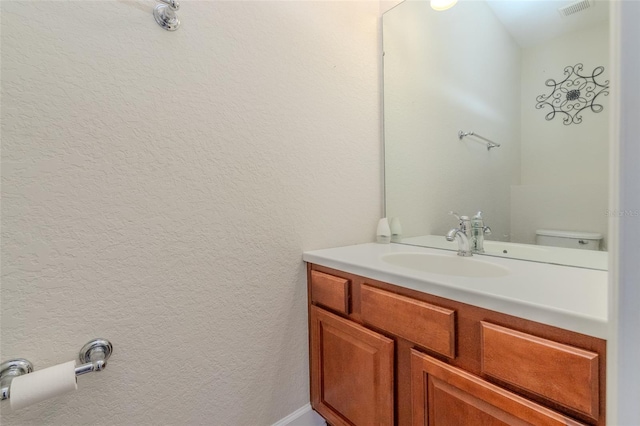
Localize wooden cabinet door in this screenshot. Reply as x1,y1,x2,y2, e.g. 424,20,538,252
310,305,394,426
410,349,586,426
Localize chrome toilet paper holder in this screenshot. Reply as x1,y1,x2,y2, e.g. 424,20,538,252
0,338,113,401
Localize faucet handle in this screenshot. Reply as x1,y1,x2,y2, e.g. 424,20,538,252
449,211,469,221
448,211,470,231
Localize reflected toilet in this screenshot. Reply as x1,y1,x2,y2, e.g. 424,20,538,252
535,229,603,251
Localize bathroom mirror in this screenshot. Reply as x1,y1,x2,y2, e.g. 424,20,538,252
383,0,610,270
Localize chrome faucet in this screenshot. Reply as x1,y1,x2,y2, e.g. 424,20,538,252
471,211,492,254
446,212,473,257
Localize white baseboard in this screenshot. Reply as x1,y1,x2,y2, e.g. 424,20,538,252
271,403,326,426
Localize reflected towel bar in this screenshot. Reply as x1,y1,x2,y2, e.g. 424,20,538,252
458,130,501,150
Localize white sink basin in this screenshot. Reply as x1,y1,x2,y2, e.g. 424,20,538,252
381,252,510,278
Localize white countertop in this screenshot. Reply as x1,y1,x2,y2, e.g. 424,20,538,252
303,243,609,339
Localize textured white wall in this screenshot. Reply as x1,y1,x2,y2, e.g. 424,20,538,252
512,23,609,245
383,0,520,241
0,1,381,424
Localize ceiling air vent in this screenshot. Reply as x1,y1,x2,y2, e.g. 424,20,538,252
558,0,593,17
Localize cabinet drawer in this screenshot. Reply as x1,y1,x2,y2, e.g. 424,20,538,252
411,349,587,426
360,284,456,358
480,322,599,420
310,270,350,315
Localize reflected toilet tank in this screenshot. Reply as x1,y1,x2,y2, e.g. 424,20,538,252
535,229,602,251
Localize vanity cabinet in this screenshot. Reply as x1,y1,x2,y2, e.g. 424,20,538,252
307,264,606,426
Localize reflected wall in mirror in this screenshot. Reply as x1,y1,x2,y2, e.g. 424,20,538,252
383,0,609,270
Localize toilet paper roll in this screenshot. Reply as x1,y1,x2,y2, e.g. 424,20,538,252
10,360,77,410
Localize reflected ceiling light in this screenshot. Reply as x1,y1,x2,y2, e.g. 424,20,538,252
431,0,458,11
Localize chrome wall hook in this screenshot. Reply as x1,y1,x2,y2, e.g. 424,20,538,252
154,0,180,31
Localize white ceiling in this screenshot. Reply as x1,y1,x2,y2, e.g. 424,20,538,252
485,0,609,48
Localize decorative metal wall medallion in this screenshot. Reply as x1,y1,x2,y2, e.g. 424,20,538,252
535,63,609,125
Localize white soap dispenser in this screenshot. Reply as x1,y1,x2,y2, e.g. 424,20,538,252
376,218,391,244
